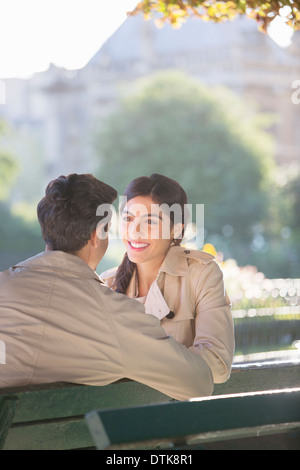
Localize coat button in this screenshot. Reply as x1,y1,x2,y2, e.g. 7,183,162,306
166,311,175,319
184,250,190,254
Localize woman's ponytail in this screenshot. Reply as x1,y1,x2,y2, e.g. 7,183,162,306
113,252,136,294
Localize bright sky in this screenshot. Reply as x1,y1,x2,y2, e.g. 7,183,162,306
0,0,139,78
0,0,294,79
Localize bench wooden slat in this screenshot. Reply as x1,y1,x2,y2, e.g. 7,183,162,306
2,417,93,451
86,388,300,450
0,381,172,450
184,424,300,450
0,380,172,425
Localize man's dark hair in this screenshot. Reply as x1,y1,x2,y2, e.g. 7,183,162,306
37,173,117,253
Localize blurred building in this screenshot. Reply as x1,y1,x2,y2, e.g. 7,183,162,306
0,66,90,189
84,15,300,167
0,15,299,187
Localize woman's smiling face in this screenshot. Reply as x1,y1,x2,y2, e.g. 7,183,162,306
121,195,174,265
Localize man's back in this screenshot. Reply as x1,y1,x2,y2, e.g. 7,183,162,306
0,251,124,387
0,251,214,400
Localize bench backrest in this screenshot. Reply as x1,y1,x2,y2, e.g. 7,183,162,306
0,380,171,450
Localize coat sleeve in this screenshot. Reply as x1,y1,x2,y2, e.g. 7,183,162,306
107,290,214,401
189,260,235,384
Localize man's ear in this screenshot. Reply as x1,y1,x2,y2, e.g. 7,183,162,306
90,229,98,247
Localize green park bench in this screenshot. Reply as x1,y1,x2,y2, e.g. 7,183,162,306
0,360,299,450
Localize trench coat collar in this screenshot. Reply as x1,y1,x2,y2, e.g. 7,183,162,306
13,250,102,281
126,245,189,298
159,245,190,276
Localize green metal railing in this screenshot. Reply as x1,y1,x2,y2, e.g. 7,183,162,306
232,306,300,355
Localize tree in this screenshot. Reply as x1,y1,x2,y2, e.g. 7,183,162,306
288,173,300,231
284,172,300,275
0,121,18,200
95,71,276,264
128,0,300,31
0,120,44,271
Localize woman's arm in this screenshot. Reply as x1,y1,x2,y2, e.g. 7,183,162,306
189,260,235,384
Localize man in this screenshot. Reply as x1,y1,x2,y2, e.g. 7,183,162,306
0,174,213,400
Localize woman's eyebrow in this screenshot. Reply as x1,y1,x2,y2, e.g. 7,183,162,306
122,209,134,217
137,213,163,220
144,213,163,220
122,210,163,220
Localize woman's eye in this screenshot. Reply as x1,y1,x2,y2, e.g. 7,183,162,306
122,215,132,222
147,218,158,225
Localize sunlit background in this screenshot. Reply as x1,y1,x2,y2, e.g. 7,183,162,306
0,0,299,362
0,0,294,79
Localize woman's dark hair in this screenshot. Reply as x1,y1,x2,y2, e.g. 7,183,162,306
37,173,117,253
114,174,188,294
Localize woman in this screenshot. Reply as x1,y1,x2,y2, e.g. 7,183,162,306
101,174,234,384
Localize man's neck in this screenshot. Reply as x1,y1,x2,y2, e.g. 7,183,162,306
45,244,98,271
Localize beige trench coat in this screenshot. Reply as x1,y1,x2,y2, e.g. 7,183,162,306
101,245,235,384
0,250,214,400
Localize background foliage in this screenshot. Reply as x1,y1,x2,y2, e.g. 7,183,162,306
95,71,299,276
0,121,44,270
129,0,300,31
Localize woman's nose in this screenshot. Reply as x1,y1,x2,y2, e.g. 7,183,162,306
128,219,144,240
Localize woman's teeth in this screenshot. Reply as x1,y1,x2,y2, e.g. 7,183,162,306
129,241,149,248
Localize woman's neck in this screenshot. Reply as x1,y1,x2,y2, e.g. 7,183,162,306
136,258,164,297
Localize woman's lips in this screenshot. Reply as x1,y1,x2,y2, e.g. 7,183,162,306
127,240,150,251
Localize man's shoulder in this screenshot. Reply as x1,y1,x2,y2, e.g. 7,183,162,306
0,267,13,283
0,252,42,273
0,253,44,282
